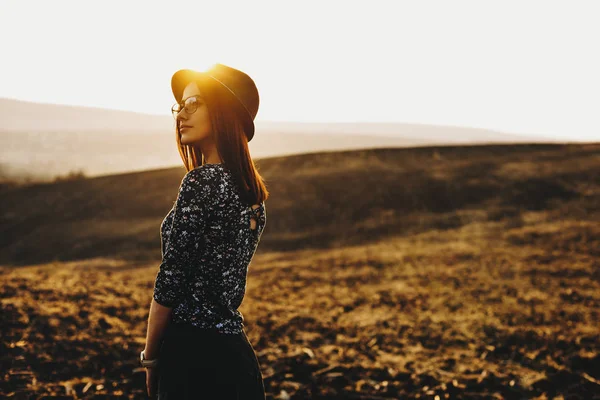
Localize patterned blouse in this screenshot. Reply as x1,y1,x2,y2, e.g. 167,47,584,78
153,163,266,334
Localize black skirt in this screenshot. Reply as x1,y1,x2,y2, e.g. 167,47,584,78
157,322,266,400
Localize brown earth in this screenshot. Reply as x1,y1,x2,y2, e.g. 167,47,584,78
1,143,599,399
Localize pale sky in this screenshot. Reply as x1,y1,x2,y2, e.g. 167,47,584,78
0,0,598,141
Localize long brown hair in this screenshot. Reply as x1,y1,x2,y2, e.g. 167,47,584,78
174,76,269,206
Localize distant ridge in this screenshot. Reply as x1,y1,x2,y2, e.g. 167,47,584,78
0,97,571,181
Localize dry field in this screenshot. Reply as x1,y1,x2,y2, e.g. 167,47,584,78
1,143,599,399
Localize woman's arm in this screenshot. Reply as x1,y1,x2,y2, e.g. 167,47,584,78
143,298,173,359
144,167,211,358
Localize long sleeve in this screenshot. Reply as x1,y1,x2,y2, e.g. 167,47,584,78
153,168,211,308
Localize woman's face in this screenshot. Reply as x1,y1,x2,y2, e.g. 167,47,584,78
176,81,213,146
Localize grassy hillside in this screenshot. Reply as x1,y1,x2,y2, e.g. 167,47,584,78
1,143,599,399
1,143,598,265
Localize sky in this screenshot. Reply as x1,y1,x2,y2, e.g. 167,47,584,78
0,0,598,141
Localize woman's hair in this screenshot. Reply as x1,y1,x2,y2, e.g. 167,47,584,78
174,77,269,206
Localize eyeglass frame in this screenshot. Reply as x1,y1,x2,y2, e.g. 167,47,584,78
171,95,204,119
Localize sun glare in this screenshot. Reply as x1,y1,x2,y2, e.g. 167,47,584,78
191,61,216,73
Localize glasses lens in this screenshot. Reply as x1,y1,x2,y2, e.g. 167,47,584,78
171,103,181,118
184,97,198,114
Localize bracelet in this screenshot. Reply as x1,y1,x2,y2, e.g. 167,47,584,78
140,350,159,368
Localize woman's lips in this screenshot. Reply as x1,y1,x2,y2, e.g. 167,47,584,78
180,126,192,131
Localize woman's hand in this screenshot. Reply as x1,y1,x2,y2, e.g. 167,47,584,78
145,367,159,399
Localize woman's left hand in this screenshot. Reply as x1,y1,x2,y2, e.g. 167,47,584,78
145,367,159,399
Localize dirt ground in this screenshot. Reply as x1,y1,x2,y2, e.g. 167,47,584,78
2,215,599,399
1,144,599,399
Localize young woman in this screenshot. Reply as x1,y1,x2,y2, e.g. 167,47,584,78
141,63,269,399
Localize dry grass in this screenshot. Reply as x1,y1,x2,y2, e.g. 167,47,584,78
1,143,599,399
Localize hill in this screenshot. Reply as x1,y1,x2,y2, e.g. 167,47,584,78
0,143,597,266
1,143,599,399
0,97,567,182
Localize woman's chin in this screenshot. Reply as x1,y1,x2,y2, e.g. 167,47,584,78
180,133,208,146
179,134,193,145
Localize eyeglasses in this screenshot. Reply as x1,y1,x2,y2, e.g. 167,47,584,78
171,95,203,119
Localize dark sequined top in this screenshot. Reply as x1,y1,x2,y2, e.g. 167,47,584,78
153,163,266,334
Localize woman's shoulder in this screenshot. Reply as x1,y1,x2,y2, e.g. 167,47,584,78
181,164,237,200
175,165,221,199
190,163,229,176
183,164,226,182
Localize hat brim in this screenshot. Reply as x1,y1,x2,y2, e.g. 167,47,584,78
171,69,255,141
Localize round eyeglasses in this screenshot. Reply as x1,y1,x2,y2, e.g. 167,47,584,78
171,95,202,119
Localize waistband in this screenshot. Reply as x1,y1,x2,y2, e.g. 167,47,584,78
166,322,246,338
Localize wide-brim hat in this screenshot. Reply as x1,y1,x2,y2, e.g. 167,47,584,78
171,63,259,142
